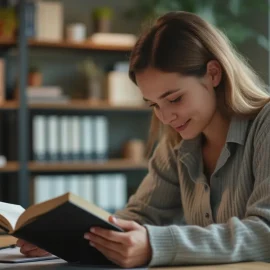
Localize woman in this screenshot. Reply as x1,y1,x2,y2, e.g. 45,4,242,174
18,11,270,267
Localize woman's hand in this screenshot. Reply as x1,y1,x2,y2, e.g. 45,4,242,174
16,239,51,257
84,216,152,268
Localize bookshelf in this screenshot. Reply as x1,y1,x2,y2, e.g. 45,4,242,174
0,38,133,52
0,0,150,207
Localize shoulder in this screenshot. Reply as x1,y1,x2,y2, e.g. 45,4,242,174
248,102,270,151
251,102,270,137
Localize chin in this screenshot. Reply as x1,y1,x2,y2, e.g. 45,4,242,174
180,129,201,140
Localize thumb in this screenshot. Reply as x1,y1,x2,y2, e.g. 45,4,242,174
109,216,139,231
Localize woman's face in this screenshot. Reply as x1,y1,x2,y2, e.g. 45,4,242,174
135,61,222,140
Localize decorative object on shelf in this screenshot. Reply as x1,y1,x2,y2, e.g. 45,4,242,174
0,155,7,167
0,6,17,39
28,66,42,87
106,71,144,106
88,32,137,47
92,6,113,33
122,139,145,162
34,1,64,41
78,58,104,102
66,23,86,42
126,0,269,50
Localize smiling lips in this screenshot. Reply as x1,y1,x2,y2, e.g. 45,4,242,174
174,119,191,131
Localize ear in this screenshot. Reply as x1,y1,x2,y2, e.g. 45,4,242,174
206,60,222,88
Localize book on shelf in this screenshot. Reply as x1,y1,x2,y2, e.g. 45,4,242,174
0,192,123,265
32,174,127,213
32,115,108,162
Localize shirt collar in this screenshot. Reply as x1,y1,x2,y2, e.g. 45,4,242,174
225,116,250,145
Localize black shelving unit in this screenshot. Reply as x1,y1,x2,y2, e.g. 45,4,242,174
18,0,30,207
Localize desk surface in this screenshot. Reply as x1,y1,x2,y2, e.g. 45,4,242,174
1,237,269,269
0,260,269,270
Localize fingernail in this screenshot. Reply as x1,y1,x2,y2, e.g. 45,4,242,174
112,216,117,223
89,242,95,247
84,233,90,240
90,228,95,233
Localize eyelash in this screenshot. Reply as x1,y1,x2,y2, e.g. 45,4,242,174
149,96,182,108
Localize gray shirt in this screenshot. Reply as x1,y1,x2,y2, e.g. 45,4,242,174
115,102,270,266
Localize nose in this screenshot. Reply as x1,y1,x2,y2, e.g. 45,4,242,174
158,108,177,125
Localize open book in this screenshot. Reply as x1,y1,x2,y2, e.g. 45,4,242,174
0,193,123,265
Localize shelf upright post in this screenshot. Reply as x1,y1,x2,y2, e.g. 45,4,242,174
18,0,30,207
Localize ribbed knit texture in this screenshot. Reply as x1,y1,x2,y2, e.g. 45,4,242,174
115,102,270,266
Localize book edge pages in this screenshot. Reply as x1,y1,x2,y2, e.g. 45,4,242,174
14,193,115,232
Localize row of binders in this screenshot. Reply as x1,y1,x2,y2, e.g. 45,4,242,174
33,173,127,213
33,115,108,162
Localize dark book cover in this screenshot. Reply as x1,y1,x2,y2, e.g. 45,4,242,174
12,201,123,265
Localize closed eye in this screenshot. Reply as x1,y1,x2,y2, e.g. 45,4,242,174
149,103,159,108
169,96,182,103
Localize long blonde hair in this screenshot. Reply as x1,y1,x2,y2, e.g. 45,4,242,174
129,11,270,154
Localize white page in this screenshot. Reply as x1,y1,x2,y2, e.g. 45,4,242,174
0,247,58,263
0,202,25,230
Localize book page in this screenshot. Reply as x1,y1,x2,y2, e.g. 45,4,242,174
0,247,58,263
0,202,25,231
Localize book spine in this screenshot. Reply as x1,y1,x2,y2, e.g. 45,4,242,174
33,115,47,161
59,116,69,161
81,116,94,160
94,116,108,161
47,115,59,161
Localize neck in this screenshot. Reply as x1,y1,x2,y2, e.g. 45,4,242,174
202,110,231,149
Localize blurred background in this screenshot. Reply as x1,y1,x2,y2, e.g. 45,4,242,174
0,0,269,212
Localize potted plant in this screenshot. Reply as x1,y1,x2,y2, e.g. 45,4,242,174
92,6,113,33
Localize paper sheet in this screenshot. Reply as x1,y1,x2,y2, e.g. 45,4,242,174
0,247,57,263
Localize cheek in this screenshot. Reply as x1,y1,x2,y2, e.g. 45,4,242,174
154,108,163,121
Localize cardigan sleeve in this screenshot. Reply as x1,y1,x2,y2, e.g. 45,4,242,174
115,136,185,226
145,113,270,266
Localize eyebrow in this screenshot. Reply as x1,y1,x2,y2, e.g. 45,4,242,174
143,89,181,102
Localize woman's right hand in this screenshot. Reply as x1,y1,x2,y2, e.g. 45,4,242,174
16,239,51,257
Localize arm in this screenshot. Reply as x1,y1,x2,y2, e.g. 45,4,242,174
115,136,185,226
145,121,270,266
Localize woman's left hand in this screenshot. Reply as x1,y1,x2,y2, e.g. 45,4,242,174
84,216,152,268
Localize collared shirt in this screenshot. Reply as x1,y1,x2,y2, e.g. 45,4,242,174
116,102,270,266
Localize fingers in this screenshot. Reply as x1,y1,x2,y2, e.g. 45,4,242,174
109,216,140,231
84,232,123,255
16,239,50,257
24,248,50,258
85,227,137,246
16,239,27,247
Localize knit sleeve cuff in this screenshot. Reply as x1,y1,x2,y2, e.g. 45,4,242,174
144,224,176,266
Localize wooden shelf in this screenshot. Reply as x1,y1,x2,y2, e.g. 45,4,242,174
0,101,18,110
0,160,148,173
0,162,19,172
0,100,150,112
0,38,133,52
0,38,15,47
29,159,148,172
